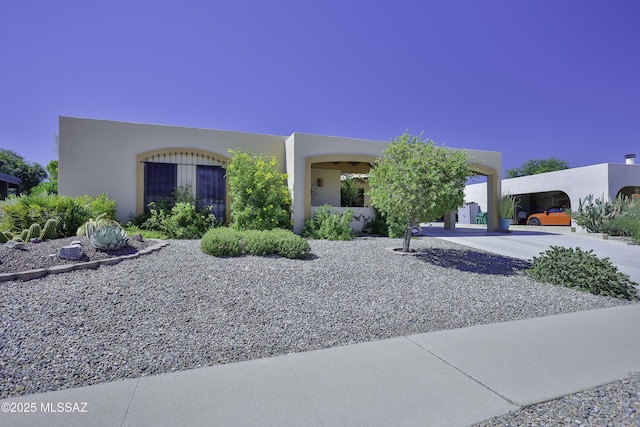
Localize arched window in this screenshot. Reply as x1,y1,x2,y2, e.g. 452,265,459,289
139,150,227,221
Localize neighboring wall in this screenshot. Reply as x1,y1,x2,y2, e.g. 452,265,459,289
59,116,287,223
464,163,640,230
608,164,640,197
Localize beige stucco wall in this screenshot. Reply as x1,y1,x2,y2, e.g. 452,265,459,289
465,163,640,231
59,116,286,222
60,117,503,233
285,133,502,233
310,168,341,206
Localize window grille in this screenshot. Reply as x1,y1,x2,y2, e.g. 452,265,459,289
141,151,226,220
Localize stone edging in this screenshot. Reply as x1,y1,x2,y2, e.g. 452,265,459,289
384,247,418,256
0,240,170,283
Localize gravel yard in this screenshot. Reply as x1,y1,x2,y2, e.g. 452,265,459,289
1,236,637,423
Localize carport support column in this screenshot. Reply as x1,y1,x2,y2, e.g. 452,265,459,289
487,173,499,231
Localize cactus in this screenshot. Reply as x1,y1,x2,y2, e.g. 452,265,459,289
13,235,23,242
84,213,108,239
0,231,8,243
27,223,42,240
40,218,58,240
20,229,29,241
89,225,129,251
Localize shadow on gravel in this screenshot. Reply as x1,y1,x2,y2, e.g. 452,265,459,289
415,248,531,275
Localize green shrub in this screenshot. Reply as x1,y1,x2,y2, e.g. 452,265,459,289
602,199,640,242
0,193,116,238
302,204,355,240
241,230,279,255
273,229,312,259
201,228,245,257
142,202,218,239
362,208,389,236
30,181,58,196
571,194,633,234
201,227,309,259
225,150,292,230
525,246,638,300
75,193,117,220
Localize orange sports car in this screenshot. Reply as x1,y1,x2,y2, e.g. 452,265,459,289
526,207,571,226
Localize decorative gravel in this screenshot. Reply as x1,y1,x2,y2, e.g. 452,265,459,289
1,236,637,422
473,373,640,426
0,235,153,274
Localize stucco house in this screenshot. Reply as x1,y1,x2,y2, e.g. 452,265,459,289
59,116,503,233
464,155,640,229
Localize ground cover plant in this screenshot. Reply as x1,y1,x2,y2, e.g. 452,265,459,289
302,204,355,240
201,227,310,259
525,246,638,301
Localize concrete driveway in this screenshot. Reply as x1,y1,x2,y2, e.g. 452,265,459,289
420,223,640,285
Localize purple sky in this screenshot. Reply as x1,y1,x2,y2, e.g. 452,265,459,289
2,0,639,177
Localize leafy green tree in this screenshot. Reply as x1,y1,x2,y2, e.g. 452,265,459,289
225,149,292,230
31,160,59,195
506,158,569,178
0,149,47,194
368,132,473,252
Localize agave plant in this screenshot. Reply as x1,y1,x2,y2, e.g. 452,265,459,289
89,225,130,251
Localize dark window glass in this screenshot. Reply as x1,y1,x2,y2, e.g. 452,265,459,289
144,162,177,211
196,165,226,222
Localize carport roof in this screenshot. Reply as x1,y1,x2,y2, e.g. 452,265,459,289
0,172,22,185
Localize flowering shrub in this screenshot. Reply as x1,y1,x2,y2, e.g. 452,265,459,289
225,150,291,230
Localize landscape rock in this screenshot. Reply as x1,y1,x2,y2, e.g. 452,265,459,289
30,237,41,243
132,233,144,242
58,243,84,260
4,240,25,250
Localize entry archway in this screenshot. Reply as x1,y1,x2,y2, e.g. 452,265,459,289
305,154,377,232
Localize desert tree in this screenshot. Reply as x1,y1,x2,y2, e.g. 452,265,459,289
506,158,569,178
367,132,473,252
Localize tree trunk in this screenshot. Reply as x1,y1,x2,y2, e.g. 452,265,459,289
402,225,412,253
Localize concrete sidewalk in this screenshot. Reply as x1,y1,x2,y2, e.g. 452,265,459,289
420,223,640,284
2,304,640,427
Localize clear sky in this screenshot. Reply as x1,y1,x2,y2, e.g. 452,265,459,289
2,0,639,177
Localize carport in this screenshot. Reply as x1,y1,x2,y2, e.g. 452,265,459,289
0,172,21,199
